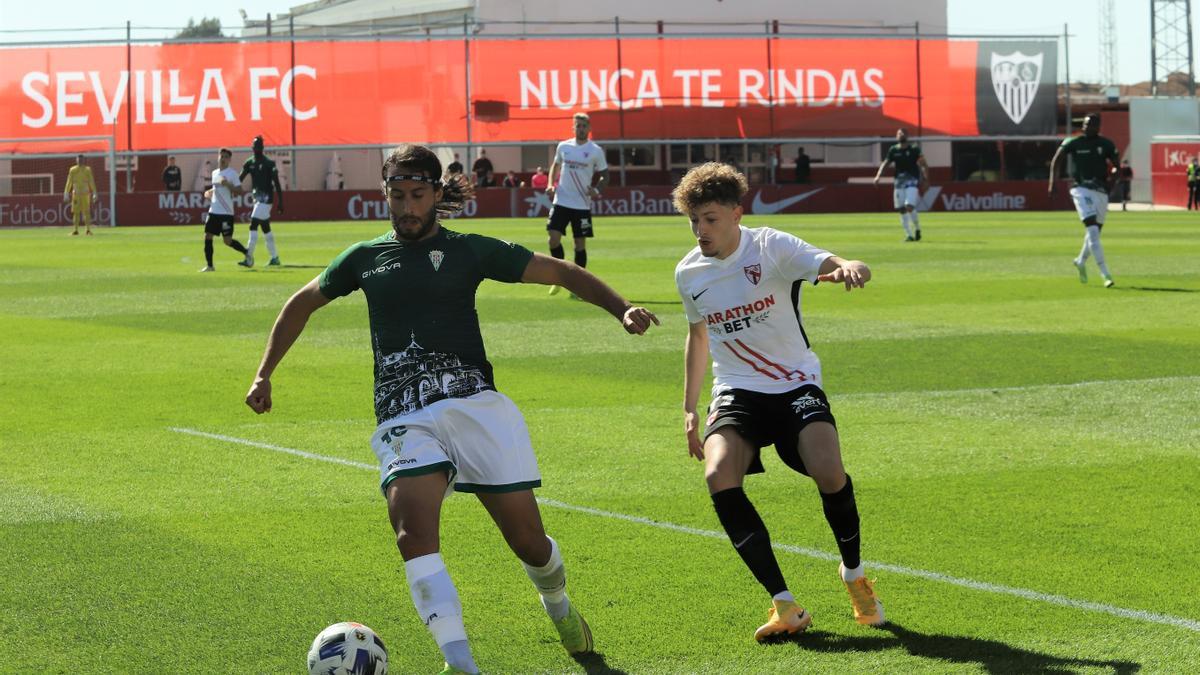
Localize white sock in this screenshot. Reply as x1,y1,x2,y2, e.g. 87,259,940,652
1085,225,1110,277
264,231,278,257
772,590,795,603
405,553,475,671
246,230,259,256
841,563,865,582
900,212,912,237
1076,235,1090,264
909,210,920,232
522,536,571,620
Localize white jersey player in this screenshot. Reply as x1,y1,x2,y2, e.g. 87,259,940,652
199,147,249,272
545,112,608,296
673,162,885,642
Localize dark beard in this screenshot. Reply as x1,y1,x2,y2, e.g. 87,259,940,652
391,207,437,241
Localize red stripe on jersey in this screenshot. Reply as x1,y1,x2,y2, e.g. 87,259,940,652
722,341,781,380
569,170,589,202
734,339,797,380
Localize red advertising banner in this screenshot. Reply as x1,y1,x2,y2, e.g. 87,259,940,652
1150,140,1200,207
0,182,1072,228
1,38,1056,150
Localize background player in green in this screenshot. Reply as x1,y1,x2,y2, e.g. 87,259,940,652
1186,156,1200,210
873,128,928,242
1049,113,1119,288
240,135,285,267
244,144,658,674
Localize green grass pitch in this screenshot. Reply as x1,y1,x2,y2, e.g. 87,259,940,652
1,210,1198,673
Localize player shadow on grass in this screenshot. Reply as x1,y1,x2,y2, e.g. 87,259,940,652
569,651,629,675
783,623,1141,674
1115,286,1198,293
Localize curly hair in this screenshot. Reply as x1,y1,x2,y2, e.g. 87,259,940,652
381,144,474,219
671,162,749,215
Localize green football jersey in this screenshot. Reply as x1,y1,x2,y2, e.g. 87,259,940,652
241,155,278,200
1059,134,1118,191
886,143,923,182
319,227,534,423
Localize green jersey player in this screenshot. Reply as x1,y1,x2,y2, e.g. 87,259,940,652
1049,113,1119,288
874,128,929,242
244,144,657,675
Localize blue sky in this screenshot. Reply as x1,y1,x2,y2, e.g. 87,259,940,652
0,1,1181,85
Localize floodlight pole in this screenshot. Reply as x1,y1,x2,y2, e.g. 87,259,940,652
1064,23,1072,134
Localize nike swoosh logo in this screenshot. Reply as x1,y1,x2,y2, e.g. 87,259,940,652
691,288,709,301
801,410,827,419
751,187,824,215
733,533,754,549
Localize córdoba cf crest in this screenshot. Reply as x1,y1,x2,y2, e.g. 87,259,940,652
991,51,1042,125
429,250,444,271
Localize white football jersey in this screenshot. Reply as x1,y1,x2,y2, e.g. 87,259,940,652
676,226,834,395
208,167,241,215
552,139,607,210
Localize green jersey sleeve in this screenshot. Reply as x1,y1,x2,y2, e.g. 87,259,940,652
466,234,534,283
318,244,362,299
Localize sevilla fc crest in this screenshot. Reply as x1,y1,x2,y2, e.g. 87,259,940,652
991,51,1042,125
743,264,761,285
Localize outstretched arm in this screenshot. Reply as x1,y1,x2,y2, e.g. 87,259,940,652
1048,147,1065,194
245,278,333,413
272,173,285,212
546,159,561,196
872,157,890,185
817,255,871,291
520,253,659,334
683,320,709,461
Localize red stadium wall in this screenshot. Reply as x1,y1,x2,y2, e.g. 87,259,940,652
0,181,1074,227
1150,140,1200,207
1,38,1057,150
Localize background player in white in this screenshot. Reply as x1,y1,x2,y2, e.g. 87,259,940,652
245,144,658,674
199,148,250,272
545,112,608,296
1048,112,1120,288
873,128,929,242
673,162,884,642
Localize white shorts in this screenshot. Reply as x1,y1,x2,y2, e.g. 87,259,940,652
1069,186,1107,225
894,185,920,209
250,200,273,221
370,390,540,496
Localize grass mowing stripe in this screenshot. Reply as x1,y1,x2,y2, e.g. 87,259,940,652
170,426,1200,634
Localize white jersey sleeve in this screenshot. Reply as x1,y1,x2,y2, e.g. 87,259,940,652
764,228,833,284
675,257,704,324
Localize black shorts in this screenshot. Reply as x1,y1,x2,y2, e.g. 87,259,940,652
703,384,837,476
546,205,594,238
204,213,235,236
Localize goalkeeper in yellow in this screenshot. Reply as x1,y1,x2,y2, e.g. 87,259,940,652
64,154,97,235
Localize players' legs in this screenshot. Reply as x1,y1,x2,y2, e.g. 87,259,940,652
796,422,885,626
247,220,260,257
203,233,215,269
572,236,587,269
1083,223,1112,282
477,491,565,616
794,423,859,571
261,220,279,260
705,427,790,599
387,471,479,674
221,232,249,256
906,205,921,240
70,197,82,234
547,229,564,260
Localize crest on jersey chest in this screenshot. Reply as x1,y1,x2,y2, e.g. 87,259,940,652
743,264,761,285
429,250,445,271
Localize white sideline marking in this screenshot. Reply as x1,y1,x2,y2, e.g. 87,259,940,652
171,426,1200,634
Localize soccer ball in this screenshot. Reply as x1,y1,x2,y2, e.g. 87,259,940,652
307,622,389,675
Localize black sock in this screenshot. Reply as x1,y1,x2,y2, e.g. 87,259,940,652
574,249,587,268
819,474,861,570
711,487,787,596
550,244,564,260
228,239,248,254
204,240,214,267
